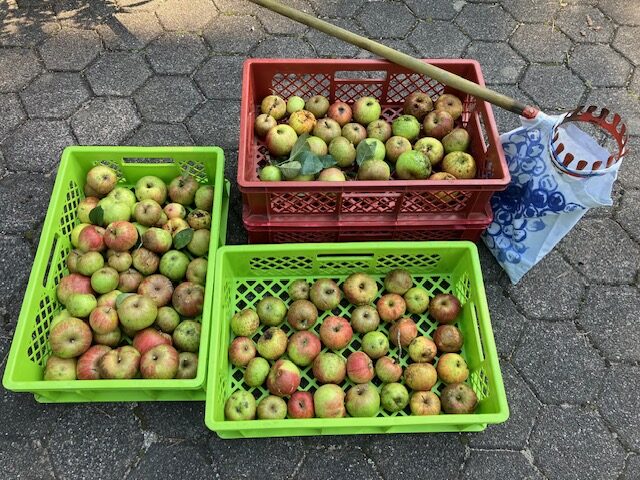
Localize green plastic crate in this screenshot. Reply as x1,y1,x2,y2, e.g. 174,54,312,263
205,242,509,438
3,146,228,403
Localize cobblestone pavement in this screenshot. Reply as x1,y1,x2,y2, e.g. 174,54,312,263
0,1,638,478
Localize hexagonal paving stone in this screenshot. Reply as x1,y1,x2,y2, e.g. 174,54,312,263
469,363,540,449
127,123,193,146
187,100,240,149
555,4,615,43
455,3,516,41
403,0,461,20
357,2,415,39
156,0,217,32
20,72,91,119
513,320,606,404
307,0,363,17
569,44,632,88
211,0,261,15
488,84,534,134
597,0,640,26
252,36,315,58
501,0,560,22
97,12,163,50
617,190,640,243
258,0,314,35
477,243,505,283
0,7,59,47
203,15,264,54
0,438,55,479
559,218,639,284
296,447,381,479
134,76,204,123
0,93,26,141
195,56,244,99
507,251,584,321
484,284,526,359
86,52,152,97
71,98,141,145
408,20,470,58
464,42,525,84
530,406,626,480
617,136,640,190
613,26,640,66
54,0,117,29
621,455,640,480
463,450,543,479
510,23,572,63
145,33,207,75
0,47,42,93
520,64,585,111
306,18,365,58
1,120,74,173
129,442,213,479
587,88,640,135
0,236,35,318
38,28,102,71
134,402,205,439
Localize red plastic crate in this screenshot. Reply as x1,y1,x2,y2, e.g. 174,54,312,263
238,58,509,223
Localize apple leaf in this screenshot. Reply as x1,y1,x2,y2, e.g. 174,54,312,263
319,155,337,168
300,151,325,175
279,160,302,180
115,293,134,308
88,205,104,226
356,140,376,166
173,228,194,250
289,133,310,159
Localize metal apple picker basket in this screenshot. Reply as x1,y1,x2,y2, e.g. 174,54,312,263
248,0,630,283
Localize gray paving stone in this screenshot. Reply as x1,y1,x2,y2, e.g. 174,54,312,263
555,4,615,43
127,123,193,146
513,320,606,404
97,12,163,50
507,251,584,321
629,70,640,97
257,0,314,35
211,0,261,15
134,402,206,439
1,120,73,173
530,406,626,480
49,405,143,480
520,64,585,111
510,23,572,63
613,26,640,66
569,44,632,88
356,1,415,39
0,437,55,479
478,242,505,283
616,190,640,243
187,100,240,149
600,363,640,451
463,450,543,480
129,442,213,479
0,47,42,93
86,52,152,97
455,3,516,41
195,55,243,99
117,0,166,9
295,447,381,480
145,33,207,75
307,0,363,18
464,42,525,85
20,72,90,119
501,0,560,22
0,235,34,324
38,28,102,71
0,93,26,141
54,0,117,29
134,76,204,123
71,98,141,145
598,0,640,26
0,7,59,47
0,385,67,440
621,455,640,480
559,218,639,285
484,284,526,360
403,0,460,20
156,0,217,32
356,38,419,58
469,362,539,449
408,20,470,58
487,84,533,134
586,88,640,136
203,15,264,54
617,136,640,190
305,18,364,58
0,173,54,234
251,35,315,58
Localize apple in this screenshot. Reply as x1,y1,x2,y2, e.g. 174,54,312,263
138,274,174,307
86,165,117,195
77,225,106,253
441,383,477,414
435,93,463,120
310,278,342,311
376,293,406,323
154,209,167,227
133,327,172,355
186,229,210,258
44,356,77,381
286,299,318,330
396,150,432,180
134,222,148,237
228,336,256,367
312,352,346,384
323,101,351,126
404,362,437,391
343,272,378,306
186,257,207,286
104,221,138,252
76,251,105,277
410,391,441,415
134,199,163,226
259,166,282,181
351,305,380,333
98,345,140,379
176,352,198,379
254,113,277,138
342,123,367,146
97,289,121,308
288,279,309,301
328,136,356,168
384,269,412,295
357,159,390,181
304,95,329,118
414,137,445,167
56,273,93,305
77,197,99,224
71,223,90,248
318,167,346,181
346,351,375,383
244,357,270,387
433,325,464,353
230,308,260,337
287,331,322,367
93,327,122,347
266,359,301,397
49,317,92,358
437,353,469,384
359,138,386,161
141,227,172,254
291,174,314,181
288,391,314,419
429,293,461,324
389,318,418,348
265,124,298,157
314,384,345,418
312,118,341,144
106,251,132,272
155,306,181,333
195,185,214,212
131,247,159,276
172,319,202,352
257,395,288,419
375,356,403,383
306,136,328,156
346,382,380,417
319,316,353,350
256,327,288,360
429,171,458,202
423,110,454,139
84,183,101,198
385,136,412,164
380,383,409,412
442,151,476,179
261,94,287,120
361,331,389,359
367,119,392,142
256,296,288,326
187,209,211,230
353,96,381,125
66,293,97,318
404,287,430,314
117,294,158,332
442,127,470,154
98,198,131,224
287,95,305,114
408,336,437,363
159,250,190,282
91,267,119,294
76,345,111,380
89,305,118,334
391,114,421,142
403,92,433,120
118,268,144,293
67,249,82,273
169,175,199,206
50,309,71,330
162,217,189,238
140,344,179,379
107,186,136,208
289,109,316,135
225,390,256,420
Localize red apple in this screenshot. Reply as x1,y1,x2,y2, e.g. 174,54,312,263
319,316,353,350
286,331,322,367
77,225,106,253
266,359,301,397
327,101,352,126
422,110,454,139
346,351,375,384
76,345,111,380
287,391,315,418
132,328,172,355
389,318,418,348
56,273,93,305
376,293,406,323
104,221,138,252
429,293,461,324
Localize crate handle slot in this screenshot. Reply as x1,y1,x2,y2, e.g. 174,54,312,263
122,157,175,164
41,234,59,288
335,70,387,81
316,253,374,262
469,301,485,363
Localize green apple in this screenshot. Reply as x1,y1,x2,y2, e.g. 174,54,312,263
353,97,381,125
385,136,412,164
265,124,298,157
66,293,97,318
359,138,386,161
255,113,277,138
380,383,409,412
328,136,356,168
312,118,342,145
392,114,421,141
244,357,270,387
260,165,282,182
305,95,330,118
107,187,136,208
194,185,214,212
287,95,305,114
306,136,328,156
442,127,470,154
225,390,256,420
396,150,432,180
77,251,105,276
71,223,90,248
342,123,367,146
159,250,190,282
90,267,119,294
414,137,444,166
98,198,131,225
117,294,158,332
261,95,286,120
318,168,346,181
357,159,390,181
346,383,380,417
186,229,210,257
366,120,392,142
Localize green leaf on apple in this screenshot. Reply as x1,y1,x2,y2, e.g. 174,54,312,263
173,228,194,250
115,293,134,308
299,151,325,175
289,133,311,159
88,205,104,226
356,141,376,166
319,155,337,168
279,160,302,180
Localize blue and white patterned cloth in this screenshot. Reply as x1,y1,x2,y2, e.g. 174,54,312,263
482,112,620,284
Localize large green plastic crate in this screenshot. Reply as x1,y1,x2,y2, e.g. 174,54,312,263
3,146,227,403
206,242,509,438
